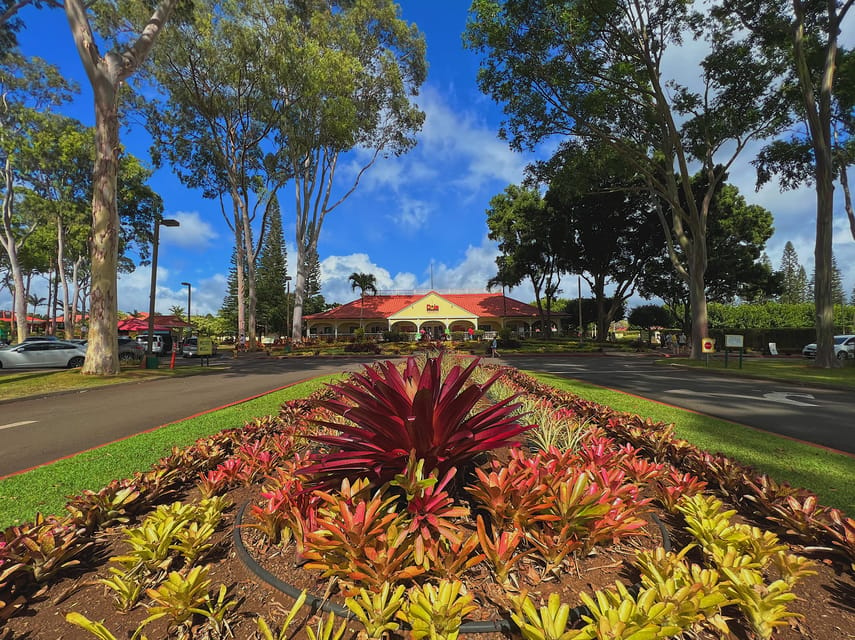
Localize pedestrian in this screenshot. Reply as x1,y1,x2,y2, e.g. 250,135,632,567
490,337,499,358
663,333,673,353
467,326,475,341
677,332,687,354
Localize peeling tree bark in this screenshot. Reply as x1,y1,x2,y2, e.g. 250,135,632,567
64,0,178,374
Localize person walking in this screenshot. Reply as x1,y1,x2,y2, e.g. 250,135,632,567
490,337,500,358
677,332,687,354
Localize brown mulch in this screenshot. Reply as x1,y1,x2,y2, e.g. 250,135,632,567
2,481,855,640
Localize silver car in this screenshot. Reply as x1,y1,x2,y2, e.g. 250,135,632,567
0,340,87,369
802,334,855,360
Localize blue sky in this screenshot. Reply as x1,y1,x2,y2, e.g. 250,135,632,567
7,2,854,317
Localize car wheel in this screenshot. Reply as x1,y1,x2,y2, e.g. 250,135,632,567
68,356,85,368
837,351,849,360
119,352,134,362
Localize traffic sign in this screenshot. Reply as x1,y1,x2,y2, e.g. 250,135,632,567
702,338,715,353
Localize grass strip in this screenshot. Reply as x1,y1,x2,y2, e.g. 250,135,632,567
655,357,855,389
531,372,855,516
0,375,340,528
0,365,222,402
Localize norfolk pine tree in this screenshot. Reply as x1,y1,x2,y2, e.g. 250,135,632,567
256,198,289,336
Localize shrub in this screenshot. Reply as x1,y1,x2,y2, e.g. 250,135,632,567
301,355,533,487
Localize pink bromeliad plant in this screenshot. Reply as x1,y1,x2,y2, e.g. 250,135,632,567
301,354,533,487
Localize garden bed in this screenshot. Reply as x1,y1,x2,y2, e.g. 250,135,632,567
1,356,854,640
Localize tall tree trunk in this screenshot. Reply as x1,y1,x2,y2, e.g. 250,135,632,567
790,0,842,368
82,76,120,374
687,247,709,359
233,218,246,345
290,234,310,341
813,163,835,367
57,217,75,338
65,0,178,373
239,205,258,349
1,158,29,343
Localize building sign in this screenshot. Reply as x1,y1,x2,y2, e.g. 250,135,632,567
426,304,439,311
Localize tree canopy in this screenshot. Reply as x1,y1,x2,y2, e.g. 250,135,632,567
466,0,788,357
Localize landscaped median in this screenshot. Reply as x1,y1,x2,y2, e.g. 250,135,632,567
0,356,852,639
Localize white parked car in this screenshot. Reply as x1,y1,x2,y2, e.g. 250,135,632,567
801,334,855,360
0,340,87,369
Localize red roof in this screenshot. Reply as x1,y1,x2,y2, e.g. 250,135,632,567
118,314,190,331
0,312,46,324
304,292,543,321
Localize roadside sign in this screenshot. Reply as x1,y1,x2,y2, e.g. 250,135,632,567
725,334,744,348
702,338,715,353
198,337,213,356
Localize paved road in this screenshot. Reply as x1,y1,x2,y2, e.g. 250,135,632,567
0,356,374,478
508,355,855,455
2,353,852,479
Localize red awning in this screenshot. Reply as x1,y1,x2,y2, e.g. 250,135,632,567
118,315,190,331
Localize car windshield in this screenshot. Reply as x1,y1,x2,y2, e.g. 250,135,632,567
833,336,848,345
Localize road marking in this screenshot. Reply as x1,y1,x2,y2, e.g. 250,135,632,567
0,420,36,431
762,392,819,407
665,389,818,407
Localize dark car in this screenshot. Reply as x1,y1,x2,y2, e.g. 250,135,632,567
75,337,146,362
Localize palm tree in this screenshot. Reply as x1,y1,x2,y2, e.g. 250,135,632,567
348,272,378,329
27,294,46,334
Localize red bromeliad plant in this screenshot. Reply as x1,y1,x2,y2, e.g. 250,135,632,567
301,355,533,487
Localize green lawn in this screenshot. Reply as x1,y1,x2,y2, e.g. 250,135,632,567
655,355,855,389
530,372,855,515
0,364,222,402
0,375,341,528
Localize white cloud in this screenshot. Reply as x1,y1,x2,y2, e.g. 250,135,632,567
316,236,545,305
116,268,227,317
389,197,433,233
160,211,218,250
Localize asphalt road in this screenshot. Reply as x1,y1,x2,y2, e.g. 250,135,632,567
508,354,855,455
0,356,374,478
1,353,852,479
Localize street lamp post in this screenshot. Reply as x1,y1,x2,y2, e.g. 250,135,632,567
181,282,192,342
284,276,292,339
147,218,180,357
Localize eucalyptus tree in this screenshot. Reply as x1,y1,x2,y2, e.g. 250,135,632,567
20,112,161,339
638,179,778,324
272,0,426,341
60,0,180,373
0,52,74,341
146,0,292,350
486,184,571,336
719,1,854,367
466,0,788,358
